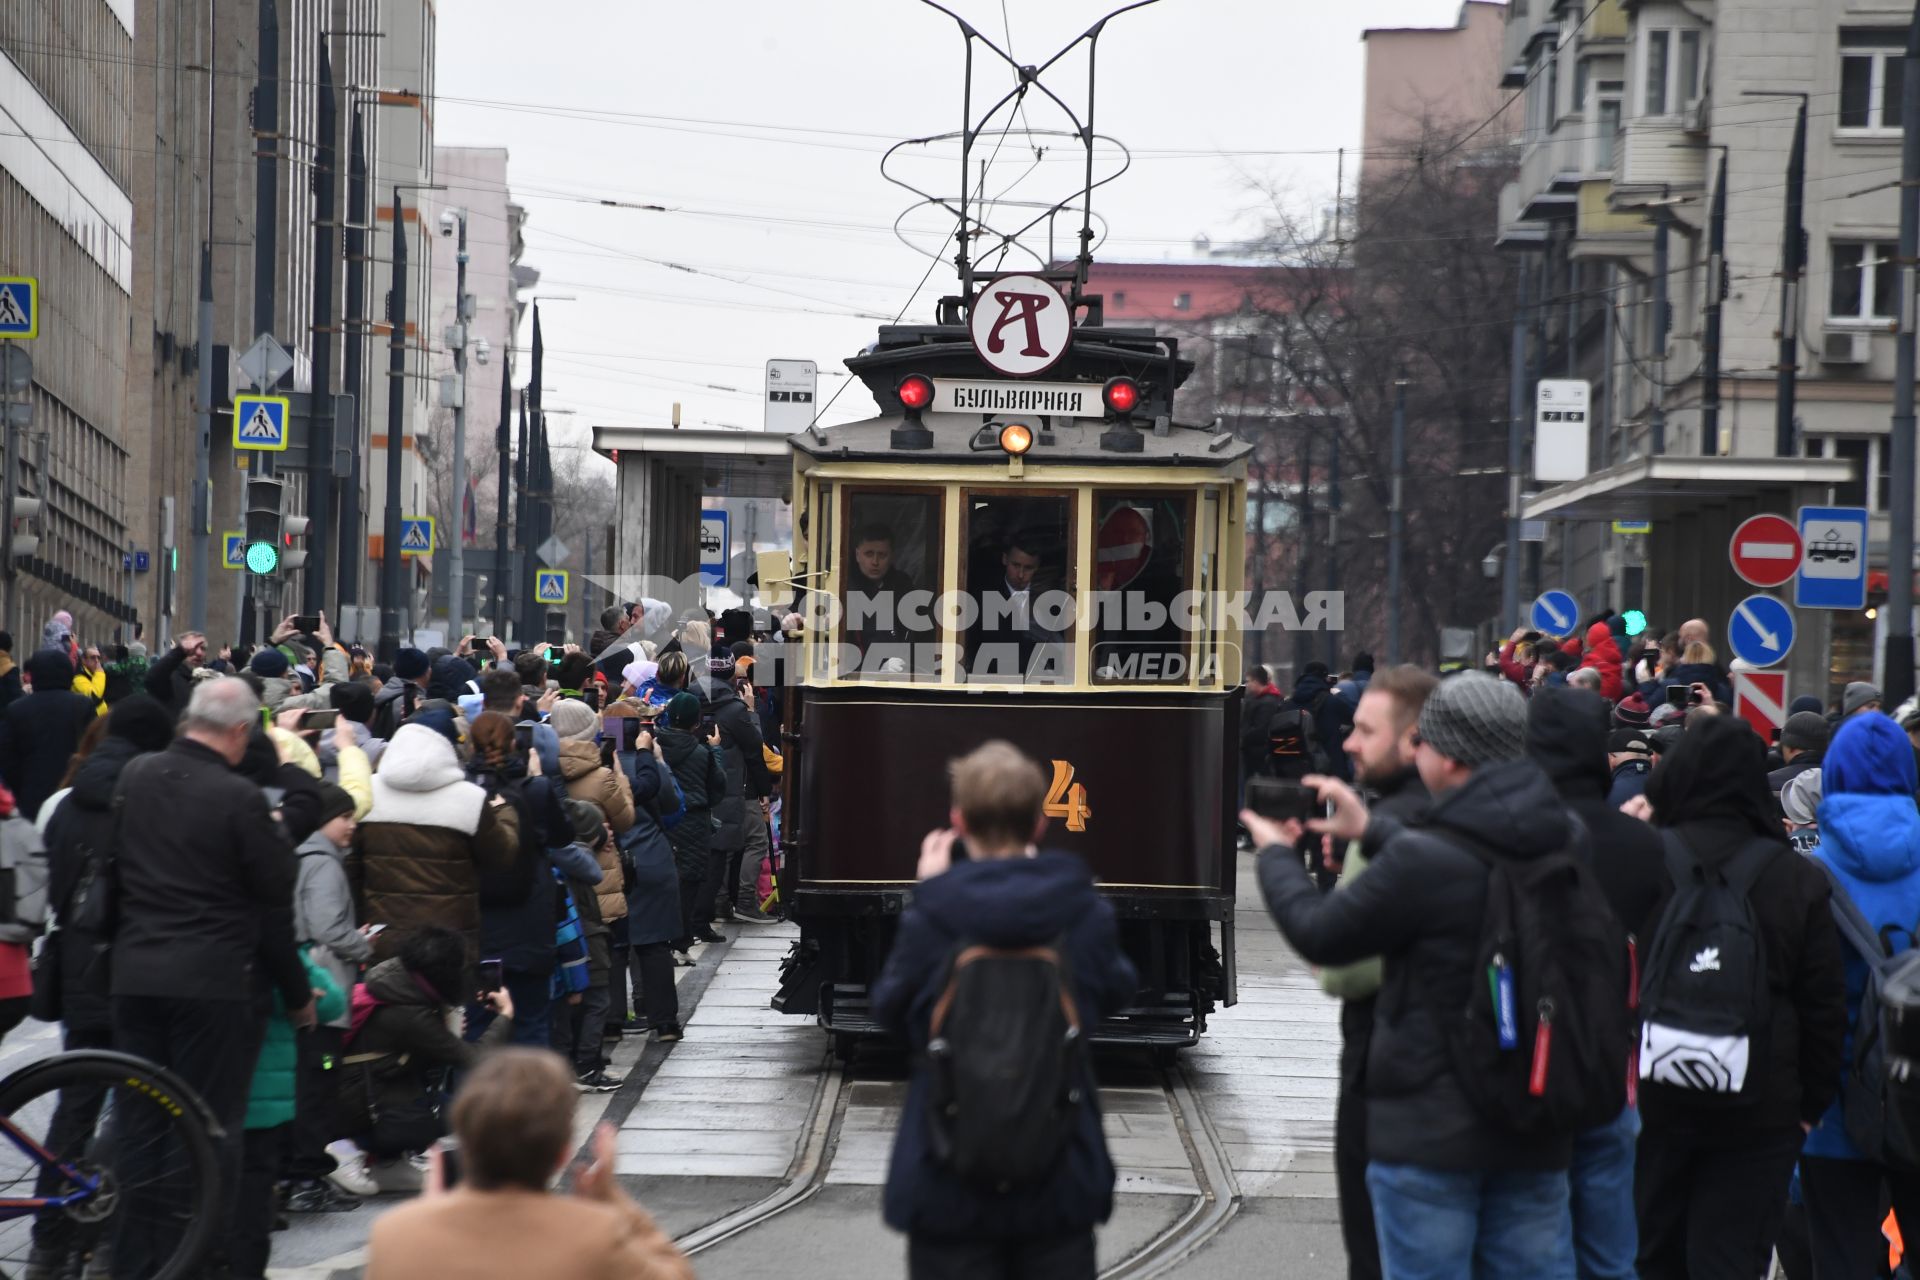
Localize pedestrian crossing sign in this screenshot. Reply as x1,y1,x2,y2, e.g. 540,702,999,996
0,278,37,339
232,394,290,451
534,570,569,605
222,531,245,570
398,516,434,557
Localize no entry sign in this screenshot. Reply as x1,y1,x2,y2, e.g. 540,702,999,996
1729,514,1802,588
1096,504,1153,591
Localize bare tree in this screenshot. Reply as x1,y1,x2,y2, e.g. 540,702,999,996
1197,120,1519,669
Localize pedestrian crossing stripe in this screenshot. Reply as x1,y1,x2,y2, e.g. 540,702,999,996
222,531,245,569
535,570,569,604
231,394,290,451
0,278,35,338
399,516,434,557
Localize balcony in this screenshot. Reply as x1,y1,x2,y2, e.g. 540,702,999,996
1496,181,1549,248
1513,126,1586,223
1612,116,1707,196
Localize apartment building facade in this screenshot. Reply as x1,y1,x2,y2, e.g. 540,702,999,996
1498,0,1895,695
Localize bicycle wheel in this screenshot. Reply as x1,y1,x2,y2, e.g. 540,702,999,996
0,1049,222,1280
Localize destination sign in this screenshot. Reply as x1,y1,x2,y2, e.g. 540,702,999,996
931,379,1101,418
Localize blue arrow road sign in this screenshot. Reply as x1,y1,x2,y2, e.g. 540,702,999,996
1530,589,1579,637
534,570,569,605
1795,505,1869,610
232,394,289,451
0,278,37,339
700,510,730,588
1728,593,1795,667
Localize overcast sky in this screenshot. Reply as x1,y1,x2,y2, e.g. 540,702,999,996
434,0,1478,457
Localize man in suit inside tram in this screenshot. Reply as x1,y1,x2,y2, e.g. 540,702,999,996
966,529,1059,682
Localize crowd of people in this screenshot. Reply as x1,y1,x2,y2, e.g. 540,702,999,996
0,600,791,1278
1232,610,1917,1280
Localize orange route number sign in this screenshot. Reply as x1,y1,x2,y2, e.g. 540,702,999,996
1044,760,1092,832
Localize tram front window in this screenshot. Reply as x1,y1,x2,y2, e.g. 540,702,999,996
1093,492,1194,684
841,490,940,677
963,493,1073,685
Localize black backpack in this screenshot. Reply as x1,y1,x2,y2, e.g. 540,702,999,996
925,939,1086,1190
371,685,419,741
1638,832,1778,1098
1441,831,1634,1135
1816,863,1920,1168
1268,705,1331,780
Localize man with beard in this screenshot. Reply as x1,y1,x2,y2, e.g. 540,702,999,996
1316,664,1437,1280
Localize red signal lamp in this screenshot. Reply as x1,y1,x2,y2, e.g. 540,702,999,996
1100,376,1145,453
891,373,935,451
897,374,934,412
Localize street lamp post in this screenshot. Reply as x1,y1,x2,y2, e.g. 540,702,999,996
441,207,471,638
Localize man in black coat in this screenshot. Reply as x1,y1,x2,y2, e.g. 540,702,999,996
0,631,22,709
1289,661,1355,781
872,741,1136,1280
1249,673,1581,1279
141,629,205,712
1629,715,1847,1280
108,676,316,1277
1316,663,1437,1280
1526,686,1668,1280
1238,664,1286,785
0,648,94,819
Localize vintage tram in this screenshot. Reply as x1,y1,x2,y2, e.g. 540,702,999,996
770,282,1251,1052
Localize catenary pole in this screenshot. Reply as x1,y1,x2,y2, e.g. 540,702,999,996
1882,9,1920,710
378,191,408,661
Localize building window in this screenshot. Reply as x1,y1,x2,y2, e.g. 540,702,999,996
1642,28,1703,116
1174,292,1191,311
1594,84,1623,172
1840,29,1906,132
1111,290,1125,309
1805,435,1891,511
1829,241,1899,321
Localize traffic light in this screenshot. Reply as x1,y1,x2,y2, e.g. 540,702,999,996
244,476,285,575
281,514,310,573
1621,609,1648,638
544,610,567,645
10,496,40,559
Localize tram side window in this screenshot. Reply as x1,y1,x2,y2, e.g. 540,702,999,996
841,490,941,678
1092,492,1194,684
962,493,1073,685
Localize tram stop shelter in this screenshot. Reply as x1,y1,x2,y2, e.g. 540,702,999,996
1522,453,1858,698
592,423,794,592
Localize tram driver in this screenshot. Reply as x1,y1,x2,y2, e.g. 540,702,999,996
966,528,1067,683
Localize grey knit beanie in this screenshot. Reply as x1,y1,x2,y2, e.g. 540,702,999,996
1417,672,1529,768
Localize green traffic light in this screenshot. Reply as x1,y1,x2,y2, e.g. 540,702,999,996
1622,609,1647,637
245,541,280,575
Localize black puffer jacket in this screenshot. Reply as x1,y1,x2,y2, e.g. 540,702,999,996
1259,758,1584,1172
657,725,727,878
343,957,509,1127
41,737,155,1033
0,650,95,819
693,676,772,853
1641,715,1847,1132
1526,687,1668,938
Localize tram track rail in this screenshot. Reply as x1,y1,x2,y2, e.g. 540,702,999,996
669,1053,1241,1275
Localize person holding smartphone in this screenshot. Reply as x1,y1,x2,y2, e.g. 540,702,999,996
654,693,728,961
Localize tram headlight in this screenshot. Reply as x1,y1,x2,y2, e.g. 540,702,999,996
998,422,1034,456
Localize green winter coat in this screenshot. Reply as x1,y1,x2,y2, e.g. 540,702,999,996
246,948,345,1130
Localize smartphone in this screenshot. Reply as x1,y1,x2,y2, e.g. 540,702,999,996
303,709,339,730
1665,685,1689,709
513,721,534,752
290,614,321,635
1247,777,1317,823
436,1139,463,1189
546,645,564,667
949,836,970,863
477,958,505,994
701,717,717,740
364,923,387,938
